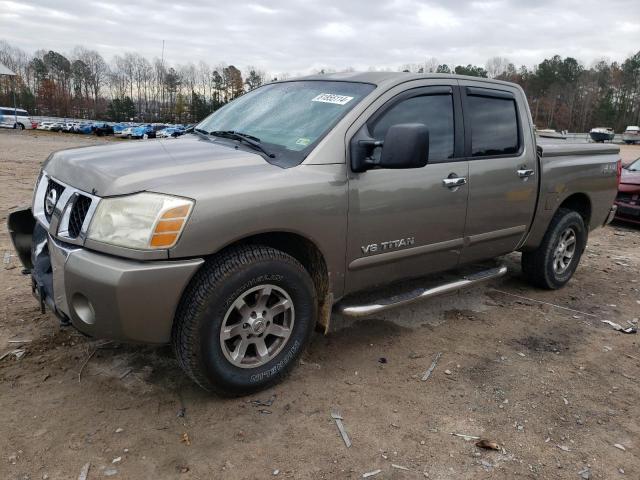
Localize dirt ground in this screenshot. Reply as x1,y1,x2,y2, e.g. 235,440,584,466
1,129,640,480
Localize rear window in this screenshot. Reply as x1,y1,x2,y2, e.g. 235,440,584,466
468,95,519,157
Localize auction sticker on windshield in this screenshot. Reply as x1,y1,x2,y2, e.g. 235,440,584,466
312,93,354,105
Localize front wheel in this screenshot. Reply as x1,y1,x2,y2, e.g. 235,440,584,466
521,208,587,289
172,245,316,395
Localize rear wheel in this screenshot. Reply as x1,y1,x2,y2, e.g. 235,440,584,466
521,208,587,289
172,245,316,395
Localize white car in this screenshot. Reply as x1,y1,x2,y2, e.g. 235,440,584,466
37,121,56,131
623,126,640,145
0,107,34,130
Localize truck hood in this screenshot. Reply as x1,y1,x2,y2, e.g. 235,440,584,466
43,134,271,197
621,168,640,187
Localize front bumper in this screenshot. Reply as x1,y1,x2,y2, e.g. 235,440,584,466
614,201,640,224
8,208,203,344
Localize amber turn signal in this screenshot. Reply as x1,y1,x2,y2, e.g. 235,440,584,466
149,205,192,248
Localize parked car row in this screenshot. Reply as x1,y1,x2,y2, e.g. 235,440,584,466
36,120,189,139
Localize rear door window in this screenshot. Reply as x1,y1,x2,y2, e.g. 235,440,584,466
467,94,519,157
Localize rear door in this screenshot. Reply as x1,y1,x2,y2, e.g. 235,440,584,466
458,81,538,264
345,81,469,294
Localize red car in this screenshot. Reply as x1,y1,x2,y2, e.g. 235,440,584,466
615,157,640,224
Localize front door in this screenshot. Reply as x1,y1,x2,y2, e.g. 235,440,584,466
345,83,469,294
458,81,539,264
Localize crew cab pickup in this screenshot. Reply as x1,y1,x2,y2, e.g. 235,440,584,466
8,73,620,395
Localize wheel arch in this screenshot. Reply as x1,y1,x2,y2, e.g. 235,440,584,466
210,231,333,333
557,192,592,229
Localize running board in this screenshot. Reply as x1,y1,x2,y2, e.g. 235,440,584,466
336,265,508,318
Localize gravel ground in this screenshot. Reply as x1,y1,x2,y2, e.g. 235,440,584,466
1,129,640,479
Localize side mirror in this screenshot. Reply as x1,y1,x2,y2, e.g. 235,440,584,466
350,123,429,172
379,123,429,169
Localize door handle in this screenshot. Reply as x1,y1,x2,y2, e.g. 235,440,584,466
517,169,535,178
442,177,467,188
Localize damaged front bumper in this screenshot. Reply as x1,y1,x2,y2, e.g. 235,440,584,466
8,208,203,344
614,201,640,224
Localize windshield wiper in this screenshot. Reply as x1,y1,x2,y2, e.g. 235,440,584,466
194,127,208,135
209,130,275,158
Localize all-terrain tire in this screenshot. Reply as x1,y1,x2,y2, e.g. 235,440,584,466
172,245,316,396
521,208,587,289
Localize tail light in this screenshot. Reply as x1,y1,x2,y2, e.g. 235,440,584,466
616,159,622,187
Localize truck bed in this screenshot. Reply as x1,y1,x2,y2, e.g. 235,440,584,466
520,140,620,251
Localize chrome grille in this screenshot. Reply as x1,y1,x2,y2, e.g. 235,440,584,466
68,195,92,238
33,172,101,246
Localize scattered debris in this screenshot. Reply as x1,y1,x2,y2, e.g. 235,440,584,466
444,369,452,375
259,409,272,415
625,353,640,361
177,407,186,418
562,397,569,405
181,432,191,446
556,444,571,452
104,467,118,477
578,467,592,479
272,469,279,476
421,352,442,382
604,346,613,352
77,462,90,480
115,428,124,433
451,433,480,441
251,395,276,407
613,443,626,451
408,351,425,359
480,460,493,469
0,348,26,361
331,410,352,448
7,339,31,344
362,469,382,478
492,289,597,317
77,341,113,383
392,464,410,471
517,352,526,357
119,368,132,380
601,320,637,334
378,357,387,364
112,456,122,464
475,439,500,450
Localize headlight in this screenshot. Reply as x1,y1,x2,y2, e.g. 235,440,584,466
87,192,194,250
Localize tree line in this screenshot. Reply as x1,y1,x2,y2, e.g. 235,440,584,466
1,39,639,131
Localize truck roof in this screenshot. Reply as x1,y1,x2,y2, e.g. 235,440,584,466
293,71,520,90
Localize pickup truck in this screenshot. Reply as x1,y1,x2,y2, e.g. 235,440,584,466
8,72,621,395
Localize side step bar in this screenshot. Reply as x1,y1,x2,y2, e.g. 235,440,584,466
337,265,508,318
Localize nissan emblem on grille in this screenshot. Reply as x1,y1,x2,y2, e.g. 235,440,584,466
45,188,58,216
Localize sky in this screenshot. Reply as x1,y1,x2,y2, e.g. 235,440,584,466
1,0,639,74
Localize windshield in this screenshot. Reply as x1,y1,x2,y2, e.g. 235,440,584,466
196,80,375,167
627,158,640,171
